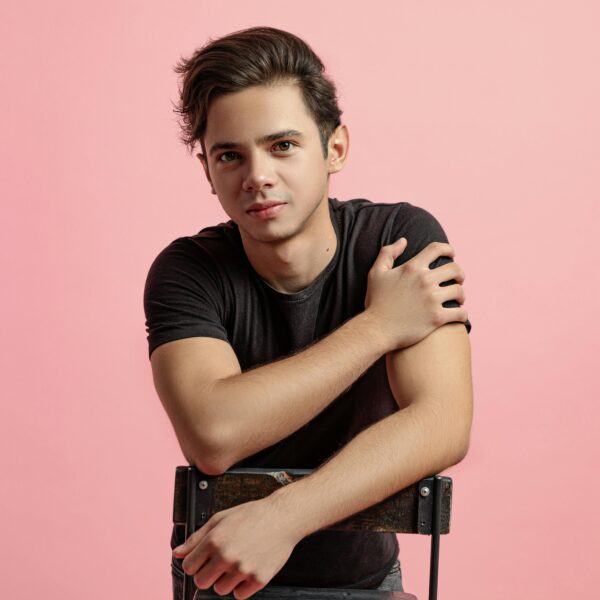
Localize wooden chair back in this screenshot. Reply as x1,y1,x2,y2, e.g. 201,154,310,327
173,466,453,600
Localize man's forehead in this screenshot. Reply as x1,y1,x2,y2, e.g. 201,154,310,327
203,83,317,152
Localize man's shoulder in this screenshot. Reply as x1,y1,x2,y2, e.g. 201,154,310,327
330,197,422,218
145,220,246,292
330,197,428,233
150,220,241,264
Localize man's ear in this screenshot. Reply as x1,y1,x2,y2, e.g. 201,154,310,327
326,124,350,175
196,152,217,195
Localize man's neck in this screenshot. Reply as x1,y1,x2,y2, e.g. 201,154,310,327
239,198,337,295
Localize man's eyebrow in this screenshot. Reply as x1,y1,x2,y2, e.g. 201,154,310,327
208,130,304,156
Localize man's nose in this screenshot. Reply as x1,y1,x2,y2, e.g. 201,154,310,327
241,152,277,192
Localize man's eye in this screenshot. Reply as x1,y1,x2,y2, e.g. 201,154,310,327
274,141,295,152
217,152,239,163
217,142,295,163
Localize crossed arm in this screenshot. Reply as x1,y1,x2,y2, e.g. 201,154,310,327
267,321,472,537
156,318,472,599
152,238,472,600
151,239,469,479
149,237,472,598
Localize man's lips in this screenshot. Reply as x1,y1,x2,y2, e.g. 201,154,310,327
246,200,287,212
246,201,287,220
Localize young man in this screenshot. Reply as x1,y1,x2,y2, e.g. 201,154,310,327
144,26,472,600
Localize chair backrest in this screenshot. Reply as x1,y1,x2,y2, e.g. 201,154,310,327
173,466,453,600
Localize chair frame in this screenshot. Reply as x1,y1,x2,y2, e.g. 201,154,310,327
173,466,452,600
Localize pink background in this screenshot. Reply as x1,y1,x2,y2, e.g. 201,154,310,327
2,1,598,598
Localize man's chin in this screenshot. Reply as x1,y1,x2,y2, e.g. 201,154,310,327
239,222,299,245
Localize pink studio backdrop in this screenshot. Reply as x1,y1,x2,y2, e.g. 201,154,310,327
2,2,598,598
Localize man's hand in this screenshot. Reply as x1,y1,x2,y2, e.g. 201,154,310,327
365,238,467,350
173,495,303,599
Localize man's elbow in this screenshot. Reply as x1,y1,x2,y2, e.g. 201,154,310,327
450,393,473,465
192,456,229,476
434,408,471,468
448,425,471,465
188,425,236,476
454,436,471,464
437,439,469,473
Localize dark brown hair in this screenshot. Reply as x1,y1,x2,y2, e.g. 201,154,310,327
172,26,343,158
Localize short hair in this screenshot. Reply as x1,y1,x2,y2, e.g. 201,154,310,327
172,26,343,159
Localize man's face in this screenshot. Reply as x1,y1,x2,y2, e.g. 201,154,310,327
199,82,342,244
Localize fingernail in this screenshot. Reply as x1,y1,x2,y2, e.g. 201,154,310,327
173,545,184,554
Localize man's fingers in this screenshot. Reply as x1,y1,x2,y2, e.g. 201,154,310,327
440,306,469,325
431,261,465,285
438,283,466,305
413,241,455,269
181,538,212,575
213,570,248,597
371,238,407,273
173,516,220,557
192,555,229,590
233,577,266,600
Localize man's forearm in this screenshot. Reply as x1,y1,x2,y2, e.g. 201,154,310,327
201,311,393,472
265,400,470,541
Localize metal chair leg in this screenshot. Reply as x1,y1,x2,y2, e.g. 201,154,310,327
183,467,198,600
428,476,442,600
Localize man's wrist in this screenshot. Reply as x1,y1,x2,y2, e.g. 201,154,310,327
264,480,315,541
352,309,396,355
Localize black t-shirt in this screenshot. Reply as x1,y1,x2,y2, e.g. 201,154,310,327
144,197,472,589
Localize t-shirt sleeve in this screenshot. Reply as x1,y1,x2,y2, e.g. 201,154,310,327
143,238,230,359
390,203,472,334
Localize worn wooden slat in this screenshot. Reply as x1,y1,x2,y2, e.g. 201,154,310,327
173,466,451,535
439,477,452,535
